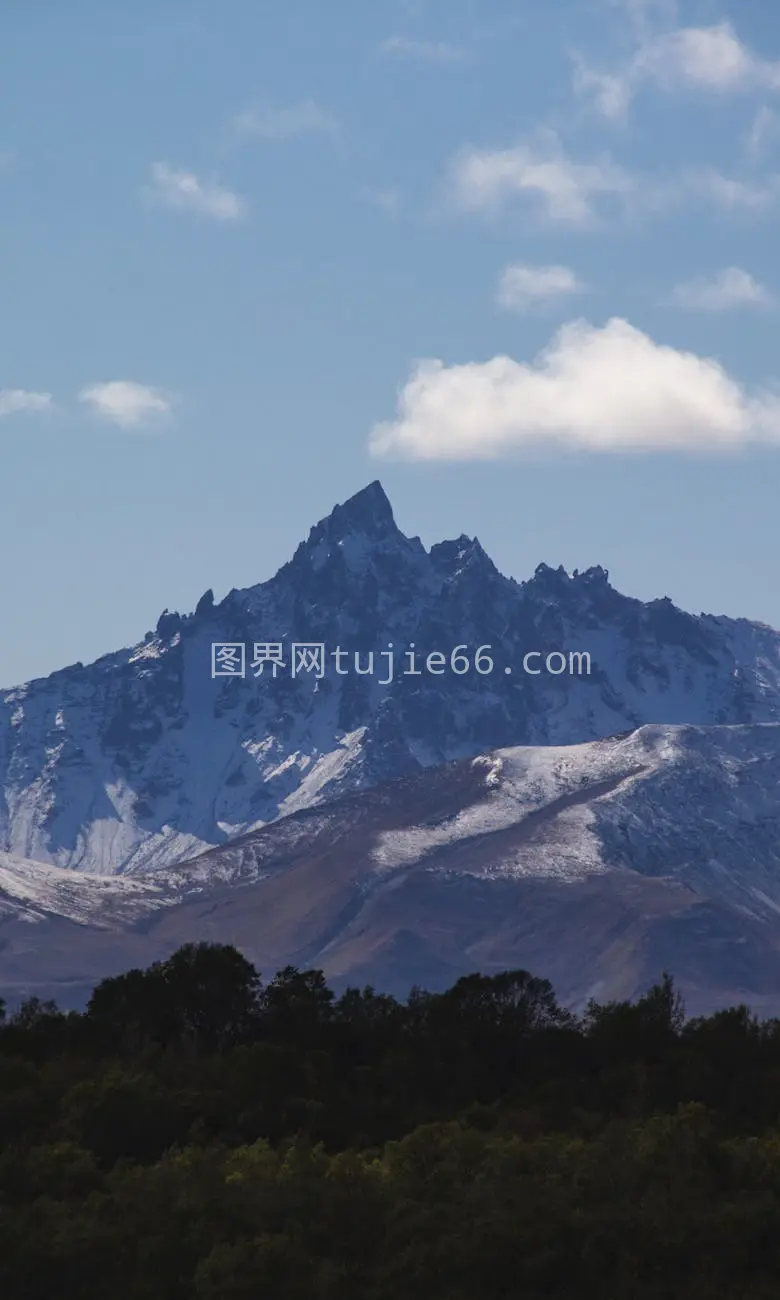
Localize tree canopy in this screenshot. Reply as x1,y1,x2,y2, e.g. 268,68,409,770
2,945,780,1298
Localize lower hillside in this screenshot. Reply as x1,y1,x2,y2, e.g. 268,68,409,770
7,724,780,1017
3,943,780,1297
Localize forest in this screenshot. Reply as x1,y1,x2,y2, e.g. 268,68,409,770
2,942,780,1298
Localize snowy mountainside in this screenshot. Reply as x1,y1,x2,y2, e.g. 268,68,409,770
181,720,780,919
0,849,168,927
3,480,780,875
4,723,780,1014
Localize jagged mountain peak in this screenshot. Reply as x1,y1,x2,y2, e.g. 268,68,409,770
332,479,395,532
227,487,613,616
306,480,398,546
429,534,502,583
574,564,610,586
525,562,612,591
527,561,570,588
273,480,423,587
521,562,624,619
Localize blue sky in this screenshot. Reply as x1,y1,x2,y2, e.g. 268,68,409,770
3,0,780,684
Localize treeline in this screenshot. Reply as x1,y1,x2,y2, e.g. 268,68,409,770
3,944,780,1297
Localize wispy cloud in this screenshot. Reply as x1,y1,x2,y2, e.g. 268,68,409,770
232,100,340,142
639,23,780,93
79,381,173,430
681,167,780,213
379,36,465,63
448,131,634,225
572,59,633,123
369,318,780,460
496,264,586,310
747,106,780,160
604,0,678,40
627,166,780,219
576,22,780,122
448,130,780,229
147,162,246,221
360,185,402,215
672,267,774,312
0,389,52,418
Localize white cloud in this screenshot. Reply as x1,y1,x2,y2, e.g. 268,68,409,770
496,264,586,310
233,100,339,141
640,167,780,217
572,60,633,122
747,106,780,160
0,389,52,417
361,185,401,215
605,0,678,36
639,24,780,93
672,267,774,311
577,22,780,121
449,132,779,228
148,163,246,221
380,36,465,63
449,132,634,225
368,317,780,460
79,381,172,429
683,167,780,212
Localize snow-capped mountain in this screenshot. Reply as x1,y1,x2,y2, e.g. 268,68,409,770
3,480,780,876
5,722,780,1015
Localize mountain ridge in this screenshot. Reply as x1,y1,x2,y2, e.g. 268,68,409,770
2,481,780,876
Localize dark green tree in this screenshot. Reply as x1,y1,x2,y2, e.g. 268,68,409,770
87,943,261,1049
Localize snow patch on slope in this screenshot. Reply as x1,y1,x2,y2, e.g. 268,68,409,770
371,726,681,880
0,850,168,927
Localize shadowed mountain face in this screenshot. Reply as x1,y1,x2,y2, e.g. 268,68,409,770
2,482,780,876
5,723,780,1017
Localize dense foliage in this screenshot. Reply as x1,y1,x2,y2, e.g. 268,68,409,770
3,944,780,1297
